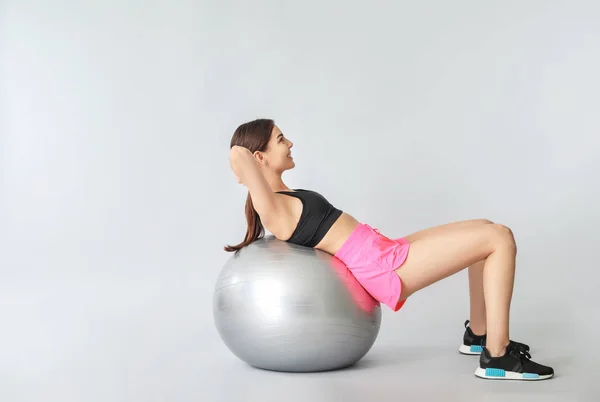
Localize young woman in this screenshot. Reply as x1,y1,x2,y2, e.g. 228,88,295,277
225,118,554,381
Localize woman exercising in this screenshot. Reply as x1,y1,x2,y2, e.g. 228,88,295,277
225,118,554,381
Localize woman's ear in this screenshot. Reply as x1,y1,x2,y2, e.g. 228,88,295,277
253,151,266,166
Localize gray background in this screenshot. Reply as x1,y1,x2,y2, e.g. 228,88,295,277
1,1,599,401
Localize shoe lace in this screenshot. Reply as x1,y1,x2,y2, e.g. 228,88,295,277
507,341,531,361
508,339,530,352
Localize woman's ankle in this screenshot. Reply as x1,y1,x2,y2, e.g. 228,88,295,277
486,343,509,357
469,320,486,336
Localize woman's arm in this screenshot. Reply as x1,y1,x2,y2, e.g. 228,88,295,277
229,146,280,224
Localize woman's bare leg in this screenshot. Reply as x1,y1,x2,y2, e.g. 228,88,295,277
468,259,487,335
401,219,494,244
395,223,517,357
401,219,494,336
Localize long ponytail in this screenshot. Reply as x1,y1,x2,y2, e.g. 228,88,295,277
224,191,265,252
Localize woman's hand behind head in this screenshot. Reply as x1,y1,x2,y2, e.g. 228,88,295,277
229,145,255,185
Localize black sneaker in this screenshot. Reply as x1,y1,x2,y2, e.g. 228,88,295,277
459,319,487,355
475,343,554,380
459,320,531,355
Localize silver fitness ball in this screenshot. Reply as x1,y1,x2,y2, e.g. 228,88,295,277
213,235,382,372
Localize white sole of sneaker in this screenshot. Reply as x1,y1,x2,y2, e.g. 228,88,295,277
458,344,483,355
474,367,554,380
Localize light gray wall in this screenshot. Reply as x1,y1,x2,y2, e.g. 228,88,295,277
1,1,599,401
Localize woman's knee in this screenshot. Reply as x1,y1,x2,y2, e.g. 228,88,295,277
491,223,517,252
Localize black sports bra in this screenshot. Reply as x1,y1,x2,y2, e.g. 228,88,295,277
276,189,343,247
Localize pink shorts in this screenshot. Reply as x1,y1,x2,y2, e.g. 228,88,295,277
334,223,411,311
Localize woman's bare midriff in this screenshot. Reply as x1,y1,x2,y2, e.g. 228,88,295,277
312,212,360,255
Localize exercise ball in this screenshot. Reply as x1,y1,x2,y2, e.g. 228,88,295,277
213,235,382,372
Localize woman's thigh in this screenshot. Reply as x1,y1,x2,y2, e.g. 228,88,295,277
396,223,507,301
401,219,494,244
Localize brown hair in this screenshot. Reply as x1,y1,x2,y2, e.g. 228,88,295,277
224,118,275,252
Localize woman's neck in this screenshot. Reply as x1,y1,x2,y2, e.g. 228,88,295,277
262,169,290,192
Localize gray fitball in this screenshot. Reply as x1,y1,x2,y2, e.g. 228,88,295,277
213,235,382,372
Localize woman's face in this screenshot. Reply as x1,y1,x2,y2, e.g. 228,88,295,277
259,125,295,173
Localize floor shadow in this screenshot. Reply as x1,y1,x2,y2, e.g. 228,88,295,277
341,345,454,371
